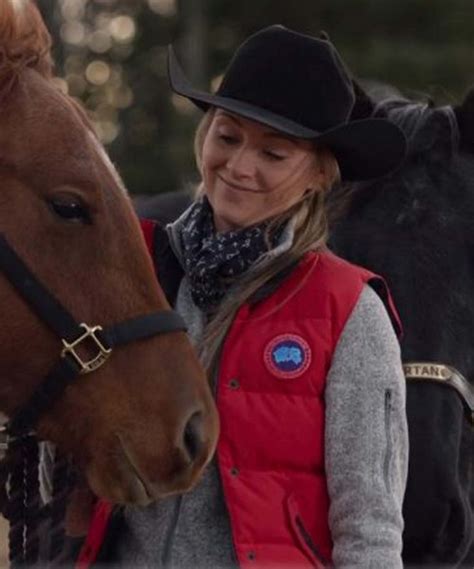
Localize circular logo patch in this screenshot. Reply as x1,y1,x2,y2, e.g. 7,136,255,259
264,334,312,379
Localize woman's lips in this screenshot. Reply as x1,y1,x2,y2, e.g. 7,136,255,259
218,175,262,193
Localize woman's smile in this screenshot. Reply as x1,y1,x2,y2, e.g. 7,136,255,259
217,174,262,194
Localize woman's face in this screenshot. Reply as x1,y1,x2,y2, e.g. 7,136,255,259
201,110,324,232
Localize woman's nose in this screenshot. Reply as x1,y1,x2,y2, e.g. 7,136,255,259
226,147,256,179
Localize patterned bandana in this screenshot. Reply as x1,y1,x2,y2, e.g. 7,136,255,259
181,197,283,313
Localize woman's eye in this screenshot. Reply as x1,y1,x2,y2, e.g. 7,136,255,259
264,150,286,161
49,198,91,224
218,134,238,145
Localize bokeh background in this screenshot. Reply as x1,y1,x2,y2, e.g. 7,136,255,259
38,0,474,197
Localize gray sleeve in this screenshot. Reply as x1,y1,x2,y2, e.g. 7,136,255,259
325,285,408,569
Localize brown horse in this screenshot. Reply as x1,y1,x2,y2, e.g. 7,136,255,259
0,0,218,508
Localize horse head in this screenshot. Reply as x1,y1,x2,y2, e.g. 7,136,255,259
330,80,474,565
0,0,218,505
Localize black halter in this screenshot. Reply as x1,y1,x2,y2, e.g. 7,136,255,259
0,233,187,436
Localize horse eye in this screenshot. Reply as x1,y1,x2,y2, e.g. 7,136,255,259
49,197,91,224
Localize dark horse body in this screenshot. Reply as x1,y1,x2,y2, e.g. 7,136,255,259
331,91,474,567
134,89,474,567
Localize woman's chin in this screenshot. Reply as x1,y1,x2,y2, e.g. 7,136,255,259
212,204,262,233
213,211,245,233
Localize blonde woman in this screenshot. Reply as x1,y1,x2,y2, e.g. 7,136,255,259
79,25,409,569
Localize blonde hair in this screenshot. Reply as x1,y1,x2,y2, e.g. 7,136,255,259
193,109,341,372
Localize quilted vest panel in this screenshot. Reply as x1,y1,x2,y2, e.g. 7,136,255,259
216,251,384,568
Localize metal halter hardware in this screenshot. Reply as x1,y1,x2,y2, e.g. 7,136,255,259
61,323,112,374
404,361,474,424
0,233,187,436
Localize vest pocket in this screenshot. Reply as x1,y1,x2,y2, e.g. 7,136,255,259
286,493,329,568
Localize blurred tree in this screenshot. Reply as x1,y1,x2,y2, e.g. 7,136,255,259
37,1,63,67
49,0,474,196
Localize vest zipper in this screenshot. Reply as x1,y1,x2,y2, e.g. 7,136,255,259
294,515,329,568
384,389,393,491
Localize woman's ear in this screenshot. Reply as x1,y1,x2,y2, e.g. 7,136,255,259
307,170,327,195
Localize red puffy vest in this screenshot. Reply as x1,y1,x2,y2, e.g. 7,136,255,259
77,244,400,568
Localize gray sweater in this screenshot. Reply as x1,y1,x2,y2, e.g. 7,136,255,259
113,215,409,569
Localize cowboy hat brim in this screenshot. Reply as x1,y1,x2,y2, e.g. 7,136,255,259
168,46,407,181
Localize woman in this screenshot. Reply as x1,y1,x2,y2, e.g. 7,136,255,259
79,25,409,569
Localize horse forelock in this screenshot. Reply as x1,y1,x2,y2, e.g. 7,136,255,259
0,0,53,92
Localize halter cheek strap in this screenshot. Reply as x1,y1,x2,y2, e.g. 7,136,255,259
0,233,187,436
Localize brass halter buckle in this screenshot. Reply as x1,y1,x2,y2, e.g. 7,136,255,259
61,323,112,374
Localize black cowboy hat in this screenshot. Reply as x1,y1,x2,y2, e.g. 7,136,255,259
168,25,407,181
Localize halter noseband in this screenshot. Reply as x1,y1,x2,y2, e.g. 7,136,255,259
0,233,187,436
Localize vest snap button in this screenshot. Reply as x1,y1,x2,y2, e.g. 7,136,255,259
229,378,240,389
247,551,256,561
230,467,239,477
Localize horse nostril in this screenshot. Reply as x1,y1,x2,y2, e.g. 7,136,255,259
183,411,204,462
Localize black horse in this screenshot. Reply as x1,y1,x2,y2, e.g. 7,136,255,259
329,86,474,568
134,87,474,567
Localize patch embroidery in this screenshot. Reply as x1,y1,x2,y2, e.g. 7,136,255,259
264,334,312,379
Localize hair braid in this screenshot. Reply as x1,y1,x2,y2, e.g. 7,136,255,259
23,437,40,565
6,437,27,566
0,436,74,566
47,452,72,563
0,433,13,516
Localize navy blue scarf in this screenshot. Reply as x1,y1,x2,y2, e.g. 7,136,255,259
181,198,283,312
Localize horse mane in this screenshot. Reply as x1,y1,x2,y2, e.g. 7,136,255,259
0,0,53,95
375,98,458,153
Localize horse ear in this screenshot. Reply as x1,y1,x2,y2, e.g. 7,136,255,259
0,0,53,93
350,78,377,120
453,87,474,153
